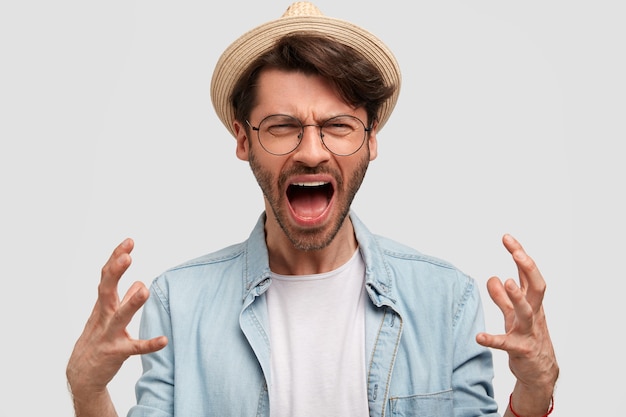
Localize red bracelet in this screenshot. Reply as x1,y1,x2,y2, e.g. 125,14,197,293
508,393,554,417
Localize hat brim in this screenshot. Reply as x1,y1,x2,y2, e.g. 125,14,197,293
210,14,401,138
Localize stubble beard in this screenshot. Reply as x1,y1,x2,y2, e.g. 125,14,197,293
248,146,370,251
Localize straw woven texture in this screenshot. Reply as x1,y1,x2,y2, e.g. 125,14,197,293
210,2,401,138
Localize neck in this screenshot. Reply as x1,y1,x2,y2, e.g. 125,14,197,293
265,216,358,276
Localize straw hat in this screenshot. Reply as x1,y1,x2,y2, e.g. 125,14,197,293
210,1,401,138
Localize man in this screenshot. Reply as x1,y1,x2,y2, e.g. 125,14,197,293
67,2,558,416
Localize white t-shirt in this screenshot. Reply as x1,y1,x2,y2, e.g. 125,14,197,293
266,249,369,417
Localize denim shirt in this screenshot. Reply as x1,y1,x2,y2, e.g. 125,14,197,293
127,212,500,417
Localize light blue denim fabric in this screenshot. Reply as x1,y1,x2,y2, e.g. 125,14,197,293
127,212,500,417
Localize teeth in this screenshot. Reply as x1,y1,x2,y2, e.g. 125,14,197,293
293,181,328,187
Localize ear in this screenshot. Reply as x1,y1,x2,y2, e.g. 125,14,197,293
233,120,250,161
368,121,378,161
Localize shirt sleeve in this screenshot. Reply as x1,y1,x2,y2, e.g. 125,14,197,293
452,276,501,417
127,277,175,417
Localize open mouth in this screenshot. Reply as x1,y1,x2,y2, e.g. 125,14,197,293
286,181,334,220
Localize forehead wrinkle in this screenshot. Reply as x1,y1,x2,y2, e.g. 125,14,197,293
253,69,364,124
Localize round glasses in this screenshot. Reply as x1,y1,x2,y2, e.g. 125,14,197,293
246,114,371,156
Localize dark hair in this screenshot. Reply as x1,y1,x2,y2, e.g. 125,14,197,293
230,33,396,128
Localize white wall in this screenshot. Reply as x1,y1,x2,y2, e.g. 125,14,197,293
1,1,623,415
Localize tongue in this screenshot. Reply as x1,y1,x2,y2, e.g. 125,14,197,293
289,188,328,218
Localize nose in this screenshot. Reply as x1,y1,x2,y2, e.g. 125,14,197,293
292,124,331,166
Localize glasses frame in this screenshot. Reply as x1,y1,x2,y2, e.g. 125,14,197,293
246,114,372,156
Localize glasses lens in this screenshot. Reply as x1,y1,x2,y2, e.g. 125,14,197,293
255,114,368,156
258,115,302,155
321,115,367,156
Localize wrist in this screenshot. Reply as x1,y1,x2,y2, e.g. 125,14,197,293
507,379,556,417
509,393,554,417
509,368,558,415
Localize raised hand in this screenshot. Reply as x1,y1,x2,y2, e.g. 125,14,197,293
66,238,168,417
476,234,559,417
